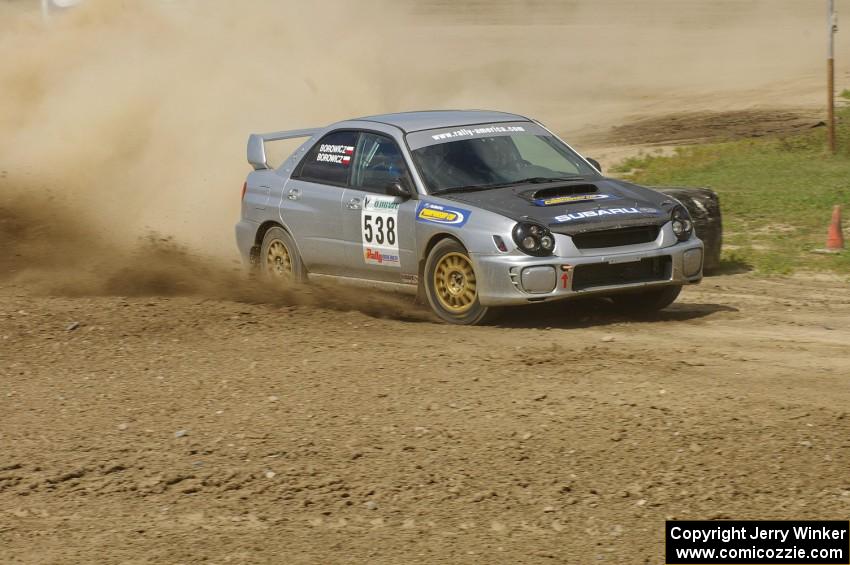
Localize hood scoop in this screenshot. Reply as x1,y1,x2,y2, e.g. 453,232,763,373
524,183,606,206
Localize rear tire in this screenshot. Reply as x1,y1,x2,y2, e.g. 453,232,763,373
260,227,306,285
610,285,681,313
424,239,497,325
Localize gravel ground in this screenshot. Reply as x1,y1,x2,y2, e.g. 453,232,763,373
2,274,849,564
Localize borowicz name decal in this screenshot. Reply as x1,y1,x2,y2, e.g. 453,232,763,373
316,144,354,166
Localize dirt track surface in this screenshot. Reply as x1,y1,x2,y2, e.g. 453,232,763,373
579,109,827,149
2,274,849,564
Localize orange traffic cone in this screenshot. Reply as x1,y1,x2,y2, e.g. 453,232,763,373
826,205,844,251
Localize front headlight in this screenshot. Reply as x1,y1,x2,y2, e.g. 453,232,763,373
671,205,693,241
512,222,555,256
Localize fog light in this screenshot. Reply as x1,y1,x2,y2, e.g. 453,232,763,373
520,266,557,294
683,248,703,277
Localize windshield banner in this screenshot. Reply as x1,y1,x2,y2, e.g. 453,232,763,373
407,121,549,150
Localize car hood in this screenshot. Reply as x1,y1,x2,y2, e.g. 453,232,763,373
440,178,678,235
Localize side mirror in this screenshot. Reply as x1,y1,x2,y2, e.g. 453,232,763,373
586,157,602,174
387,179,412,199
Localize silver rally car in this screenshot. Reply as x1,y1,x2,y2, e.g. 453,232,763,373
236,110,705,324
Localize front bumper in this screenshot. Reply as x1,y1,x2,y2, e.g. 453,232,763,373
471,238,704,307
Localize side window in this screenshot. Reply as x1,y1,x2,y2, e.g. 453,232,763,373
295,131,358,186
350,132,411,194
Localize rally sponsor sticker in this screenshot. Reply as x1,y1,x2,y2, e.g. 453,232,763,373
362,195,401,267
363,248,400,266
416,202,471,227
316,144,354,166
430,125,526,142
553,207,659,223
533,193,614,207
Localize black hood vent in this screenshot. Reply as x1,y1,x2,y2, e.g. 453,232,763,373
524,183,599,202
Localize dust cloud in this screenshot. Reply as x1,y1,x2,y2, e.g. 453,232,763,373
0,0,844,295
0,187,425,320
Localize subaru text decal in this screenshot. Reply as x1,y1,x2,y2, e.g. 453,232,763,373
533,193,614,207
553,207,659,223
416,202,471,227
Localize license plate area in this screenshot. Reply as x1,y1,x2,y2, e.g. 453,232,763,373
572,256,672,291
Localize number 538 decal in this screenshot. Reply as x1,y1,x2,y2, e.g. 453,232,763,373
362,196,401,267
363,214,396,245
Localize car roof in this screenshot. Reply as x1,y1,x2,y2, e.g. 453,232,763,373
353,110,530,133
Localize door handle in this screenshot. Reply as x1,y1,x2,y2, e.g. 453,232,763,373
347,197,362,210
287,188,301,201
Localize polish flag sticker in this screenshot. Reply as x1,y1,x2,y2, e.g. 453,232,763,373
342,155,351,166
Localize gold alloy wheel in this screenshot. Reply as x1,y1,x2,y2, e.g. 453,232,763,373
266,239,293,279
433,252,478,314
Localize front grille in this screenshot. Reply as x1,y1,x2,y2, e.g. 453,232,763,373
572,256,671,291
572,225,660,249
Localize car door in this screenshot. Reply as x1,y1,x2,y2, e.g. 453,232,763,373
340,132,418,283
280,130,357,276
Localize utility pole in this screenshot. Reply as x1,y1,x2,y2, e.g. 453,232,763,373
827,0,838,154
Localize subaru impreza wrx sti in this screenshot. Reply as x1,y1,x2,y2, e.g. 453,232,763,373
236,110,712,324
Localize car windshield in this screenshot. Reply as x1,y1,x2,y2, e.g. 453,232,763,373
407,123,600,194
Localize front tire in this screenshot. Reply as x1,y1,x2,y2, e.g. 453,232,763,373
610,285,682,314
260,227,306,285
423,239,495,325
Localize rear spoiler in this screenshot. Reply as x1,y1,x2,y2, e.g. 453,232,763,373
247,128,320,170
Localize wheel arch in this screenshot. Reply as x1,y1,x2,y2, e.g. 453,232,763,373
252,220,299,267
418,232,467,285
259,220,299,244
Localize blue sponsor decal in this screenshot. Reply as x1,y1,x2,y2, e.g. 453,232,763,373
416,202,471,227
